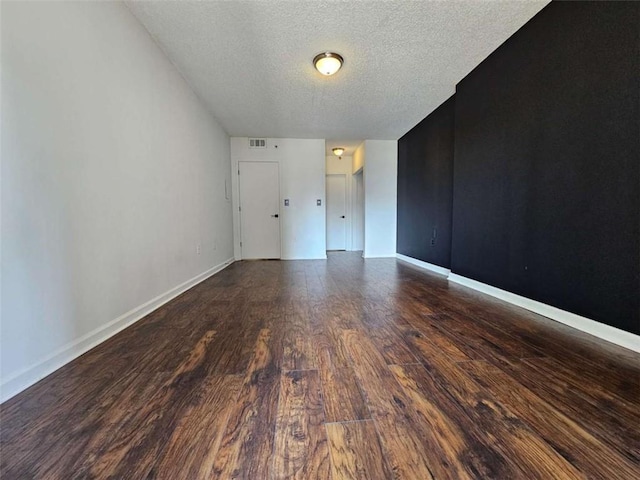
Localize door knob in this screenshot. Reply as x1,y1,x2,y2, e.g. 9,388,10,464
271,214,279,218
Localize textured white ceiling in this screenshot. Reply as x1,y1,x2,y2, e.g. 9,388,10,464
126,0,549,143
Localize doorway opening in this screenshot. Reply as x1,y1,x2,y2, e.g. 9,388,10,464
326,174,347,250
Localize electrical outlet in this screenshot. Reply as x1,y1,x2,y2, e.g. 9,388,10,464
196,244,201,255
430,238,436,247
213,239,217,251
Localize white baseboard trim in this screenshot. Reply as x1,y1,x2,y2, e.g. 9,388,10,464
448,273,640,353
392,252,639,352
236,256,328,261
0,257,235,403
281,256,328,260
396,253,451,277
363,254,397,259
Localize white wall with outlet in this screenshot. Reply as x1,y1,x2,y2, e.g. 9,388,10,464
231,138,327,260
1,1,233,401
326,155,354,251
361,140,398,258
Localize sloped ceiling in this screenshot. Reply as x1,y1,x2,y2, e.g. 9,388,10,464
126,0,549,152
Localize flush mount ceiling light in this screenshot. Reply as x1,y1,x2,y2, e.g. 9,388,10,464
332,147,345,156
314,52,344,76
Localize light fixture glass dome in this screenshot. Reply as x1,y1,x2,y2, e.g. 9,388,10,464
332,147,345,156
314,52,343,76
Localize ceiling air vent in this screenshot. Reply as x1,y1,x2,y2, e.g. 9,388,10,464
249,138,267,149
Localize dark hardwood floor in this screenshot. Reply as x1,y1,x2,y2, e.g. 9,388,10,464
1,252,639,479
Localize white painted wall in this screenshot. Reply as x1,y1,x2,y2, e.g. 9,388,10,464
353,171,365,252
326,155,353,176
353,143,365,174
231,138,326,260
326,155,353,251
363,140,398,258
1,1,233,401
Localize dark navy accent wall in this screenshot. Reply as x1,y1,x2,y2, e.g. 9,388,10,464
397,97,455,268
397,2,639,334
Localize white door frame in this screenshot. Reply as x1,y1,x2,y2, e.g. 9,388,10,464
352,169,364,252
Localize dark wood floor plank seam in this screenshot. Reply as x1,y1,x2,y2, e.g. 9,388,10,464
398,316,596,476
330,322,416,480
312,304,374,424
324,419,375,425
340,329,447,479
269,369,286,480
272,370,331,479
392,361,586,479
489,356,640,465
458,359,640,479
438,282,640,383
212,326,283,478
325,419,394,480
332,326,376,425
387,362,422,367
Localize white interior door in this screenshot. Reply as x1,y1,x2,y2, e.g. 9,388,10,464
239,161,280,259
326,174,347,250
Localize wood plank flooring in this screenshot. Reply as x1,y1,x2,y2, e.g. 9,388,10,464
1,252,639,479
